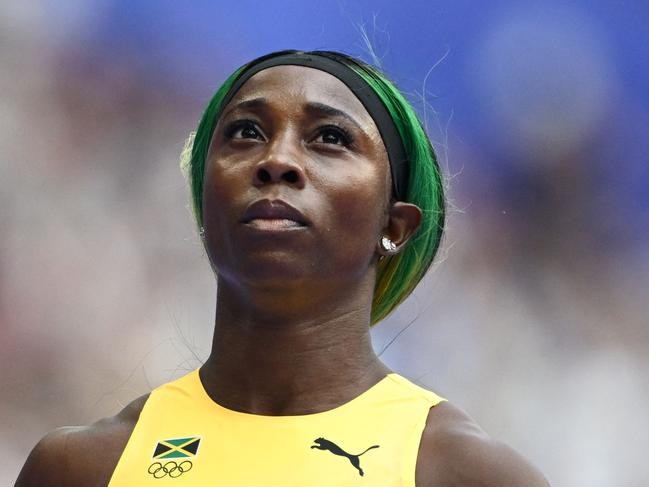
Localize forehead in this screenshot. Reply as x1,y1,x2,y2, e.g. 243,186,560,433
223,65,374,123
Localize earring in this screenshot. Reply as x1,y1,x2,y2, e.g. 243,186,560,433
199,226,205,239
380,236,397,252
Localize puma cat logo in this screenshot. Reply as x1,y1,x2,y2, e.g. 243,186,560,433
310,437,380,476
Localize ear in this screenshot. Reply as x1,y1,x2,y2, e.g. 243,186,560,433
377,202,422,257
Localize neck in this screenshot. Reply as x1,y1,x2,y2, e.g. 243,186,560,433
200,274,391,415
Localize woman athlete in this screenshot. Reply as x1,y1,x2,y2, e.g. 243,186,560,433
16,50,549,486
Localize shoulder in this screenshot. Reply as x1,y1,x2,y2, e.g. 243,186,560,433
416,401,550,487
15,394,149,487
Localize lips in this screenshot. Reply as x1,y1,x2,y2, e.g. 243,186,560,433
241,199,309,227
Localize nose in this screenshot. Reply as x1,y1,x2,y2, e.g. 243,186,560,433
252,133,305,189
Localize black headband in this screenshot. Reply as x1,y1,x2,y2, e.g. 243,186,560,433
217,53,409,201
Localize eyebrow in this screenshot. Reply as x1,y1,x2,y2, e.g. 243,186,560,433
221,97,267,119
223,97,365,133
303,102,364,132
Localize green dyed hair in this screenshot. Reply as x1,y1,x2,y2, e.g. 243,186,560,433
180,50,446,326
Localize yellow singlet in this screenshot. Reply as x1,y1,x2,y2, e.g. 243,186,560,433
108,369,445,486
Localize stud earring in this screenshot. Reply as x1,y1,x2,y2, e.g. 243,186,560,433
380,236,397,252
199,226,205,239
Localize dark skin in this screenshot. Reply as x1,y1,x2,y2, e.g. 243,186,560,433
16,66,550,486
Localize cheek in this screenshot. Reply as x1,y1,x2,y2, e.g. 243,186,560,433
203,163,232,228
318,168,388,261
202,152,252,221
336,187,383,231
200,161,246,269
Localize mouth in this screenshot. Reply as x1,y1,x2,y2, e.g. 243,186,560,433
245,218,306,230
241,199,309,230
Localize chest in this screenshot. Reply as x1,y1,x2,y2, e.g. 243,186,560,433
108,406,425,486
105,371,444,486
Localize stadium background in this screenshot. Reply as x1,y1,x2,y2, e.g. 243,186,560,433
2,1,648,485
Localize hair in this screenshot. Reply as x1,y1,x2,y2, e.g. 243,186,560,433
180,49,446,326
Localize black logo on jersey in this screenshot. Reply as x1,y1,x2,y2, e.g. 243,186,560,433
310,437,380,476
148,460,193,478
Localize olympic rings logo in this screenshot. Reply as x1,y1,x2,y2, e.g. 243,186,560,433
147,460,193,478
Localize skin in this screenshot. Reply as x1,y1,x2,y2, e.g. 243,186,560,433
16,66,550,486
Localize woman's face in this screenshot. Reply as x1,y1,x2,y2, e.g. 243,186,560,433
202,65,393,289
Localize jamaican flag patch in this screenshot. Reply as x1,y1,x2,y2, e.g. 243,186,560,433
152,437,201,460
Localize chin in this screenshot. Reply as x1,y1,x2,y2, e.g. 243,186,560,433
215,255,314,288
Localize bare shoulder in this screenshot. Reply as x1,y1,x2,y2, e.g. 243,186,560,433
416,401,550,487
15,394,149,487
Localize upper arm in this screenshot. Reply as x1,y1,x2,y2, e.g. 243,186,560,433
15,394,149,487
444,435,550,487
417,402,550,487
15,428,71,487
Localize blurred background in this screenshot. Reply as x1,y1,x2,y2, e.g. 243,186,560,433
1,0,647,485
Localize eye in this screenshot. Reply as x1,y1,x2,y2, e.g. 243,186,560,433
313,125,354,147
224,119,263,140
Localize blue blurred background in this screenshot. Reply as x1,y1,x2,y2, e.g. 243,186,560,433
2,1,648,485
